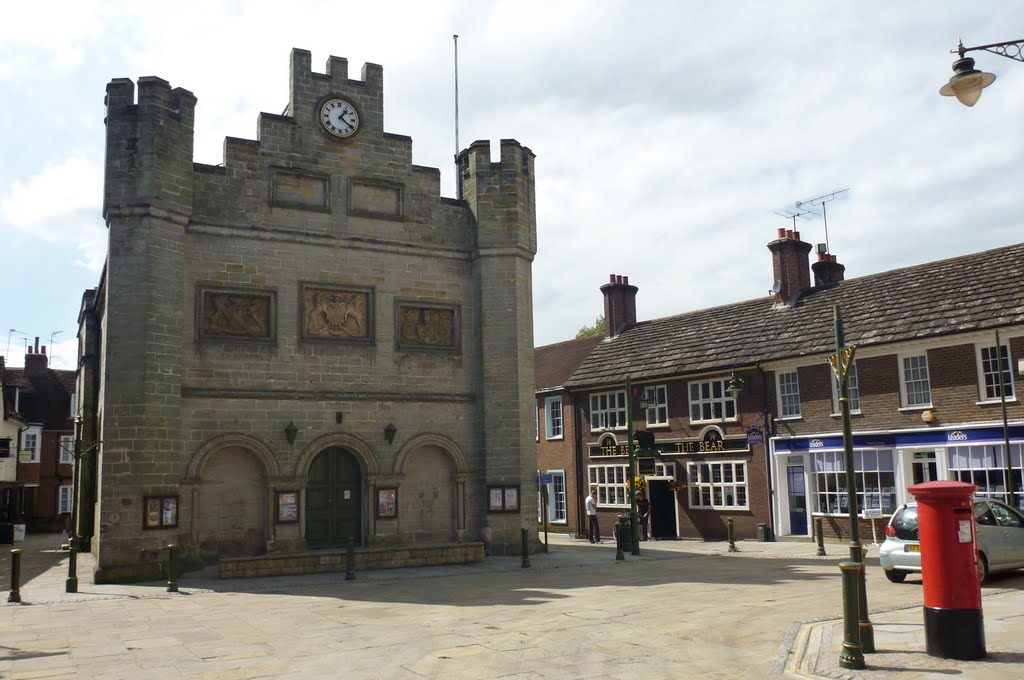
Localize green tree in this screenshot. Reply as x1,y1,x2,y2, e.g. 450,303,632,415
575,315,605,339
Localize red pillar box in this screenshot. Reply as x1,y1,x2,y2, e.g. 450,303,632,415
907,481,985,660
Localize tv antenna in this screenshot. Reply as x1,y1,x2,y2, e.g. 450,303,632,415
773,206,818,231
795,188,849,254
6,329,27,362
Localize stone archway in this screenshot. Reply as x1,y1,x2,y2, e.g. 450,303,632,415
393,435,469,544
195,445,267,561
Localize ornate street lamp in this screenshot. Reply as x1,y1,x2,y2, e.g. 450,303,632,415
940,38,1024,106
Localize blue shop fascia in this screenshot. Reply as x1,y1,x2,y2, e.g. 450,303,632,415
770,423,1024,538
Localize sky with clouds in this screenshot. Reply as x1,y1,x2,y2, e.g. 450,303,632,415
2,1,1022,369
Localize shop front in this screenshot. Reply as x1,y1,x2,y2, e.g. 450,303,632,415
772,425,1024,538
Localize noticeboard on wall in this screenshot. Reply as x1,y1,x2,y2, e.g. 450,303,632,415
277,491,299,523
143,496,179,530
487,485,520,513
376,487,398,519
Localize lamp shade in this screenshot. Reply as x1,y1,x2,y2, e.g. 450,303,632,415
940,56,996,107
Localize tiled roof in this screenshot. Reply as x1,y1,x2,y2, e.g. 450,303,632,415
565,241,1024,389
535,335,603,391
2,367,75,428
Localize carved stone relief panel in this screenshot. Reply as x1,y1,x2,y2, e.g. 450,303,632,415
197,287,275,341
301,283,374,342
396,302,459,352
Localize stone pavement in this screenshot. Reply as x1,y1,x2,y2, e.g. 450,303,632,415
1,533,1022,679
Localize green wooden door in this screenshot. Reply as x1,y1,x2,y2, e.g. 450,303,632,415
306,447,362,548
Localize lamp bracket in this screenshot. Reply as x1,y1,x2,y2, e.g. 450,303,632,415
956,38,1024,62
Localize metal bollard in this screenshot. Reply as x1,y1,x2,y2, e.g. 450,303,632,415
8,549,22,603
816,517,827,556
520,528,531,568
727,517,739,552
346,537,356,580
166,544,178,593
615,520,625,561
838,560,866,670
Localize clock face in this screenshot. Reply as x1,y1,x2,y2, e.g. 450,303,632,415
320,98,360,138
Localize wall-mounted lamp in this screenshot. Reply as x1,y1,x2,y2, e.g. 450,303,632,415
1018,358,1024,376
284,421,298,445
384,423,397,445
726,373,745,398
921,410,937,424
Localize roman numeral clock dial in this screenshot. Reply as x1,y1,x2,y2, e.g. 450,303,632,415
319,98,360,138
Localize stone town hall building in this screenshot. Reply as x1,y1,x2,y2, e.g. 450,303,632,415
76,49,538,581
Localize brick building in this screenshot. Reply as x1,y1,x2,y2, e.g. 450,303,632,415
535,335,601,537
550,230,1023,543
77,49,538,581
1,342,76,532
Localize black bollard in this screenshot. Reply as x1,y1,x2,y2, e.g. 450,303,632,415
8,549,22,603
520,528,531,568
727,517,739,552
346,537,356,580
816,517,827,556
615,519,625,561
166,544,178,593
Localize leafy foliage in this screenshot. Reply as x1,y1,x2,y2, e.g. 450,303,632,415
575,314,605,339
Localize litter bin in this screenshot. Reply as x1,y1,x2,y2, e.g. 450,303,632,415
757,523,771,542
616,514,632,547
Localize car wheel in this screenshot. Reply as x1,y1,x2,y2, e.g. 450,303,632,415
884,569,907,583
977,553,989,585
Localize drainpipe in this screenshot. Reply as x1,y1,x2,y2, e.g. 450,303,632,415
759,365,777,537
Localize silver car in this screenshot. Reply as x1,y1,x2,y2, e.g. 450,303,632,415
878,499,1024,583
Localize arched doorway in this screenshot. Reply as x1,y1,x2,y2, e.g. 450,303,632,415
306,446,362,548
196,446,266,561
399,445,457,543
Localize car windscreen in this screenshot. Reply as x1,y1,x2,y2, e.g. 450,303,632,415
892,506,919,541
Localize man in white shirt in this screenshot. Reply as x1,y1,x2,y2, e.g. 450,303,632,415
585,488,602,543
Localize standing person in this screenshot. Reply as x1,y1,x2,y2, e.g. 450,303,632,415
636,489,651,541
585,488,602,543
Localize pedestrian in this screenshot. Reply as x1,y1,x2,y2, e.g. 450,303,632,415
636,489,651,541
586,487,602,543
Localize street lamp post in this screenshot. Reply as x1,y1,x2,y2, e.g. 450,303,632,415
65,416,98,594
995,330,1017,508
940,37,1024,106
624,377,640,556
829,305,875,667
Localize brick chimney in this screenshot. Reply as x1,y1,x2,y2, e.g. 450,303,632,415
25,337,48,374
600,274,638,338
812,248,846,289
767,228,812,306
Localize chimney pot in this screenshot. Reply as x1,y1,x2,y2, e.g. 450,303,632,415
34,337,39,352
600,274,639,338
609,274,615,283
777,227,786,239
785,229,794,240
41,346,46,355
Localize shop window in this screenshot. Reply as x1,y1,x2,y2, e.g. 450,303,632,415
688,378,736,423
811,450,895,515
976,342,1015,402
900,354,932,407
777,370,801,418
949,444,1023,509
590,390,627,431
688,461,747,509
589,464,629,506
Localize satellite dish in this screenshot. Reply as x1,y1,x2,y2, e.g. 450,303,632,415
770,280,782,296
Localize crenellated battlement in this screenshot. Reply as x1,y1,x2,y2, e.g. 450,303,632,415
458,139,536,256
103,74,197,221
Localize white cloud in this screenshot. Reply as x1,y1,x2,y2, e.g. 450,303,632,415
1,157,106,271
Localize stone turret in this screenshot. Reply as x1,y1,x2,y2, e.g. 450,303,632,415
459,139,538,554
